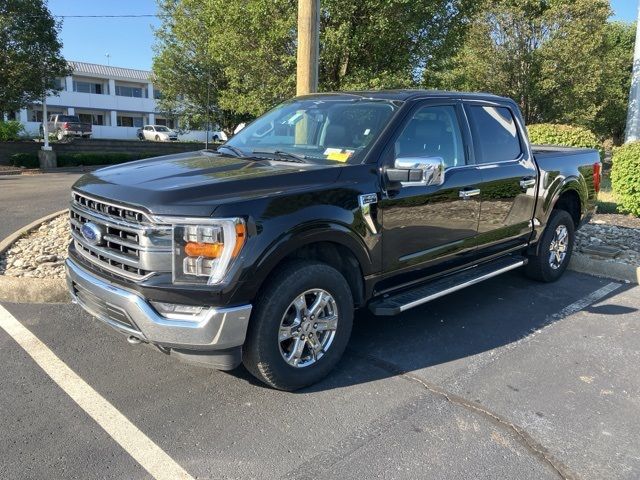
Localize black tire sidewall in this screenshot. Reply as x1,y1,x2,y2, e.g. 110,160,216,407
243,261,354,390
534,210,575,281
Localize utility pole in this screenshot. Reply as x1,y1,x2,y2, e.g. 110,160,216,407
296,0,320,96
625,1,640,143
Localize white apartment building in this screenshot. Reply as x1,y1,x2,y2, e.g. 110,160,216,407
16,61,208,141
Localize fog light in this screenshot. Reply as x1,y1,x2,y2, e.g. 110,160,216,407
150,301,208,322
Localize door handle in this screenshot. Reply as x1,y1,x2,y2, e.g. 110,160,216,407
520,178,536,188
459,188,481,199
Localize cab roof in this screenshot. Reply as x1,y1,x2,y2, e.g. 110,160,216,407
297,89,511,103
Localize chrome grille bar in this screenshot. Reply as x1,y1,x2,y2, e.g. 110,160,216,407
70,191,172,281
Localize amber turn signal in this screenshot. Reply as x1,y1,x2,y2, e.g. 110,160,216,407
232,223,246,257
184,242,224,258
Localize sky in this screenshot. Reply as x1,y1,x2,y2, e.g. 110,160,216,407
49,0,638,72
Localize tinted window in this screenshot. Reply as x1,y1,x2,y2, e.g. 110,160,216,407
395,105,465,168
468,106,521,163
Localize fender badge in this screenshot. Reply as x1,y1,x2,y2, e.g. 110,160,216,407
358,193,378,234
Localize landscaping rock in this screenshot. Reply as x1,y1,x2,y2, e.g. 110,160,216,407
0,214,71,279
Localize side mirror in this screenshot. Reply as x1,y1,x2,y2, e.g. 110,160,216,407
385,157,445,187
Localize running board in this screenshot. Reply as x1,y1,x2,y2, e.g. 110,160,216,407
369,257,527,316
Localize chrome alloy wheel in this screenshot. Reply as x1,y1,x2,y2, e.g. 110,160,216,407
278,289,339,368
549,225,569,270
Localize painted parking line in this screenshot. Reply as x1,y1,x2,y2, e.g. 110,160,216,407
0,305,194,480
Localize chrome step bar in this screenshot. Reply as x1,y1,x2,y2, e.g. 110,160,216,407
369,257,527,316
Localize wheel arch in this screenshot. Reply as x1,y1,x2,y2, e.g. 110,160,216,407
247,226,372,308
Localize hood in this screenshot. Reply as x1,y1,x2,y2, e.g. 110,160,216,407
72,150,344,217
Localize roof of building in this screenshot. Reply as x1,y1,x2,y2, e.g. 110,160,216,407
68,61,151,81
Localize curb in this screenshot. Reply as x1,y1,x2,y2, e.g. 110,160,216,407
0,209,68,256
0,209,69,303
569,252,639,284
0,276,68,303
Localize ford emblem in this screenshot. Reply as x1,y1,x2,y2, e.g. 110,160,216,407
81,222,103,246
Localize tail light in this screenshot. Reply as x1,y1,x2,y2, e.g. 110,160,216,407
593,163,601,194
62,122,69,129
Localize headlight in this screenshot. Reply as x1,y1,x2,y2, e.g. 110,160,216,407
166,218,246,285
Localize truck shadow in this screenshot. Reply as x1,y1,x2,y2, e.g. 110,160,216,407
274,271,633,393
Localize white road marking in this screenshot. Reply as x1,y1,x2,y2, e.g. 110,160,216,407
0,305,194,480
452,281,622,385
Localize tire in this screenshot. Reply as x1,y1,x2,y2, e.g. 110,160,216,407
243,260,354,391
525,209,575,282
138,134,144,141
155,135,160,141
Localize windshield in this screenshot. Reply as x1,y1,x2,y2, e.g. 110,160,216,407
226,97,401,164
155,126,170,132
59,115,79,122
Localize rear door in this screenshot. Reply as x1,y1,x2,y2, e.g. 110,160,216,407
464,102,538,256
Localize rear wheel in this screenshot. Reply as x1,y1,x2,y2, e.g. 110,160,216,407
243,261,354,390
525,209,575,282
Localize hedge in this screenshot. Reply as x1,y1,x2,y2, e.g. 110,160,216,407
0,121,25,141
10,152,158,169
610,142,640,217
527,124,603,159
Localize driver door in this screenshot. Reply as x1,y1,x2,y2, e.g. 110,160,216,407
379,101,481,286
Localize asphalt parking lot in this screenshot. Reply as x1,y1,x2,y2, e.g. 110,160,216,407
0,172,82,239
1,270,638,480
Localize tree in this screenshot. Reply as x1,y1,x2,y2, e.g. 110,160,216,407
0,0,70,119
424,0,615,133
593,21,635,143
153,0,479,126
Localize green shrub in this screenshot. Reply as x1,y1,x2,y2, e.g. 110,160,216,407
610,142,640,217
528,124,603,158
9,152,39,168
0,121,25,141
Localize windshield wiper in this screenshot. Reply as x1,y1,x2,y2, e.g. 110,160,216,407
252,149,311,164
216,144,246,158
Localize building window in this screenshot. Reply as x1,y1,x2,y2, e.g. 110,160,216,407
73,80,103,94
27,107,65,122
155,118,175,129
117,115,144,127
78,113,105,126
153,89,162,100
115,85,146,98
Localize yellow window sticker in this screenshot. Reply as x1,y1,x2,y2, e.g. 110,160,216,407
324,148,354,163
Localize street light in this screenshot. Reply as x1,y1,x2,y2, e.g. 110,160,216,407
625,1,640,143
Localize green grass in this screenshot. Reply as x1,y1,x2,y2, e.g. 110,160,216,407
596,175,619,214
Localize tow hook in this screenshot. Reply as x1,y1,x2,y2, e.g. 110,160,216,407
127,335,142,345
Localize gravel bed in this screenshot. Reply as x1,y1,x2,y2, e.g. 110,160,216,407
576,218,640,267
0,214,70,278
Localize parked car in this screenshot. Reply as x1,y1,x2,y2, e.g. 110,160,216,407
66,90,601,391
211,130,228,142
41,114,91,140
137,125,179,141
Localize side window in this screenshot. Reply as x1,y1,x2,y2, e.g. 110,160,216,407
394,105,465,168
467,105,522,163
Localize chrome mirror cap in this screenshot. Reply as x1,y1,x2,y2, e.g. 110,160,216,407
389,156,445,187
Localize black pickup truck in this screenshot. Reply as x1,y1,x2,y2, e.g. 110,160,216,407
66,90,601,390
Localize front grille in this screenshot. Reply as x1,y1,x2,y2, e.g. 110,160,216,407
70,192,171,281
72,280,138,332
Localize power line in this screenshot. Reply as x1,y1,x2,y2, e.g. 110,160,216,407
0,13,169,19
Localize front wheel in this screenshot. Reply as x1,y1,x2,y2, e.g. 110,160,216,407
525,209,575,282
243,261,354,391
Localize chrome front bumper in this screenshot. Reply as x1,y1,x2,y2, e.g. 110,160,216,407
66,259,252,349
